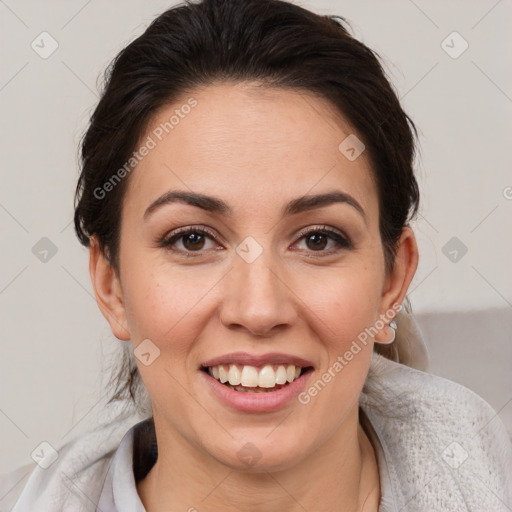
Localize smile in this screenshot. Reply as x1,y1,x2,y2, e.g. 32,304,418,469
204,364,308,392
199,352,315,412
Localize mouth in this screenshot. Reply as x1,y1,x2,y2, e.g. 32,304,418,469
200,353,314,413
201,363,313,393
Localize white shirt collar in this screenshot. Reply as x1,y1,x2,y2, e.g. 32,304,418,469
96,422,147,512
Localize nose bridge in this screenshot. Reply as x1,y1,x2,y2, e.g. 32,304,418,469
220,242,296,335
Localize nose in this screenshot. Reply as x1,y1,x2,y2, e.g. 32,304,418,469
219,250,298,337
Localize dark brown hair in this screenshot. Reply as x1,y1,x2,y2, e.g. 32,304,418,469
74,0,420,407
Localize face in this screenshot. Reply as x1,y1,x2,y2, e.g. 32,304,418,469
91,81,417,472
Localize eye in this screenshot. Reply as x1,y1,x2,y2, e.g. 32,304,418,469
293,225,351,254
159,225,220,256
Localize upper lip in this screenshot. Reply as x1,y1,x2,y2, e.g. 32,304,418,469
201,352,314,369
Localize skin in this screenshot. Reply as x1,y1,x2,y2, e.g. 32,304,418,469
89,81,418,512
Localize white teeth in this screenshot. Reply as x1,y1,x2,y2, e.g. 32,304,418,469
228,364,241,386
258,365,276,388
275,365,287,385
241,365,259,387
218,365,228,383
207,363,305,389
286,364,295,383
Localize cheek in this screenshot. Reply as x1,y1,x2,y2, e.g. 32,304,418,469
305,262,382,346
121,257,221,355
121,264,214,410
299,263,381,396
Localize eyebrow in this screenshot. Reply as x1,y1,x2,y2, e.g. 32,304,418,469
143,189,366,222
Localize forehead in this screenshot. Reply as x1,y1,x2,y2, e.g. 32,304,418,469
124,82,377,222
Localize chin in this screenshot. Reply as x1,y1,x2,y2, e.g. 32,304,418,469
205,433,310,473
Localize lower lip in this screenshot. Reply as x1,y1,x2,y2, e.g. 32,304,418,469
200,369,312,413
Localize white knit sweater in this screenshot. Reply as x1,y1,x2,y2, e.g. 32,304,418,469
1,352,511,511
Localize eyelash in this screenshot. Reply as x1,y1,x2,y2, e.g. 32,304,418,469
159,224,352,258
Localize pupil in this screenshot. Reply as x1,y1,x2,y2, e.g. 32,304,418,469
184,233,204,250
307,234,326,250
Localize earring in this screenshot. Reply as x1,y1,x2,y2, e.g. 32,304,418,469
388,320,397,343
374,319,397,344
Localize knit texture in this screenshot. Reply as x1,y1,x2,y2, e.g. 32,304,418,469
360,354,512,511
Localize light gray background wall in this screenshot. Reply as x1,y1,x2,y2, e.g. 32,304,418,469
1,0,511,479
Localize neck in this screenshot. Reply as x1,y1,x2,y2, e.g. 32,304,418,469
137,406,380,512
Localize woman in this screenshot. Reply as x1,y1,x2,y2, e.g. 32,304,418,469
2,0,511,510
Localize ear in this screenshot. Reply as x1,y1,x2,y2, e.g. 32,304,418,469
89,236,130,341
374,226,418,343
